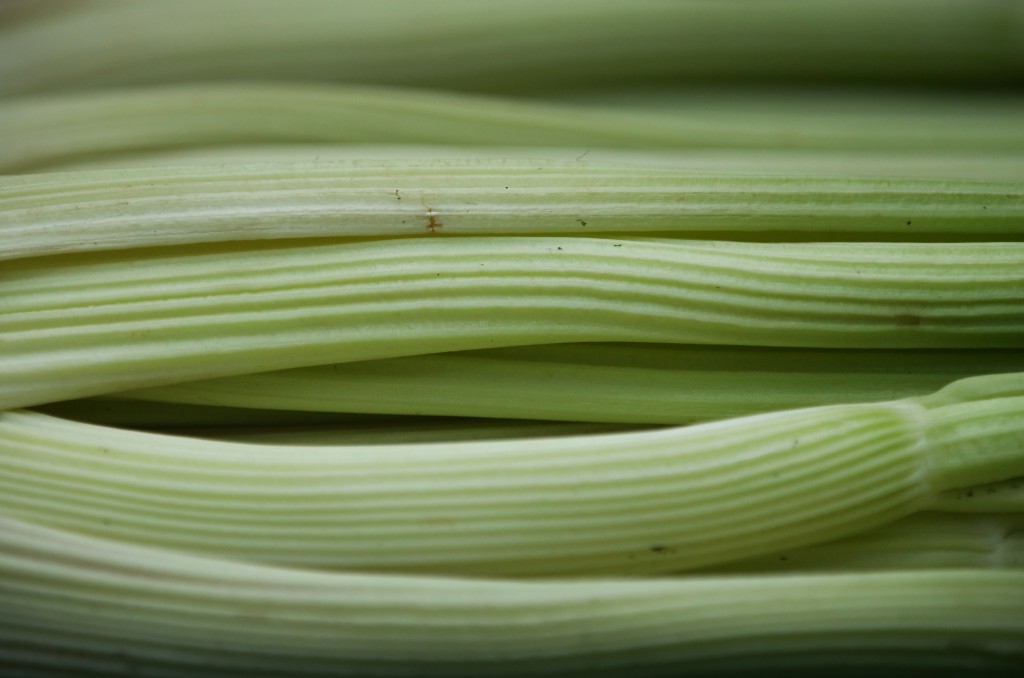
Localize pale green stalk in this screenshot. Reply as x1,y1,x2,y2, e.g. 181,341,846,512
30,399,629,442
2,516,1022,677
3,84,1024,174
936,478,1024,513
707,512,1024,573
110,343,1024,424
3,161,1021,261
202,420,635,445
1,374,1022,576
3,237,1023,410
2,0,1020,98
61,144,1024,187
30,398,393,430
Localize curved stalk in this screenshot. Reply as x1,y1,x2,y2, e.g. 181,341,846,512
1,516,1023,677
0,374,1021,576
3,237,1023,410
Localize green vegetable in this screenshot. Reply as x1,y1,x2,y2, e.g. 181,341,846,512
4,0,1020,98
709,511,1024,573
105,342,1024,424
2,515,1022,677
935,478,1024,513
3,84,1023,174
2,1,1023,674
2,373,1021,576
4,236,1022,411
4,161,1021,261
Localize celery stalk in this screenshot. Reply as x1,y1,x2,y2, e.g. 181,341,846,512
3,84,1023,174
2,516,1021,676
107,343,1024,424
3,0,1021,98
3,161,1022,261
1,374,1021,576
3,237,1022,410
707,512,1024,573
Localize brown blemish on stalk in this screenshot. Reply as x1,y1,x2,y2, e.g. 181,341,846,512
421,201,442,233
894,313,922,327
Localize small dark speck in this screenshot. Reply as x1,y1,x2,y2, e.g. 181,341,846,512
982,206,987,210
557,247,562,251
779,556,789,562
577,218,587,226
905,220,912,226
613,244,622,247
650,544,669,554
966,490,975,497
505,186,509,190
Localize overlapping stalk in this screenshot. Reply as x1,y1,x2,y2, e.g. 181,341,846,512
713,512,1024,573
2,516,1023,677
3,161,1022,261
4,237,1023,410
2,374,1022,576
104,343,1024,424
3,84,1024,174
4,0,1020,97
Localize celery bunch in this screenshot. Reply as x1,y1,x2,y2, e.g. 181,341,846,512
1,1,1023,676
